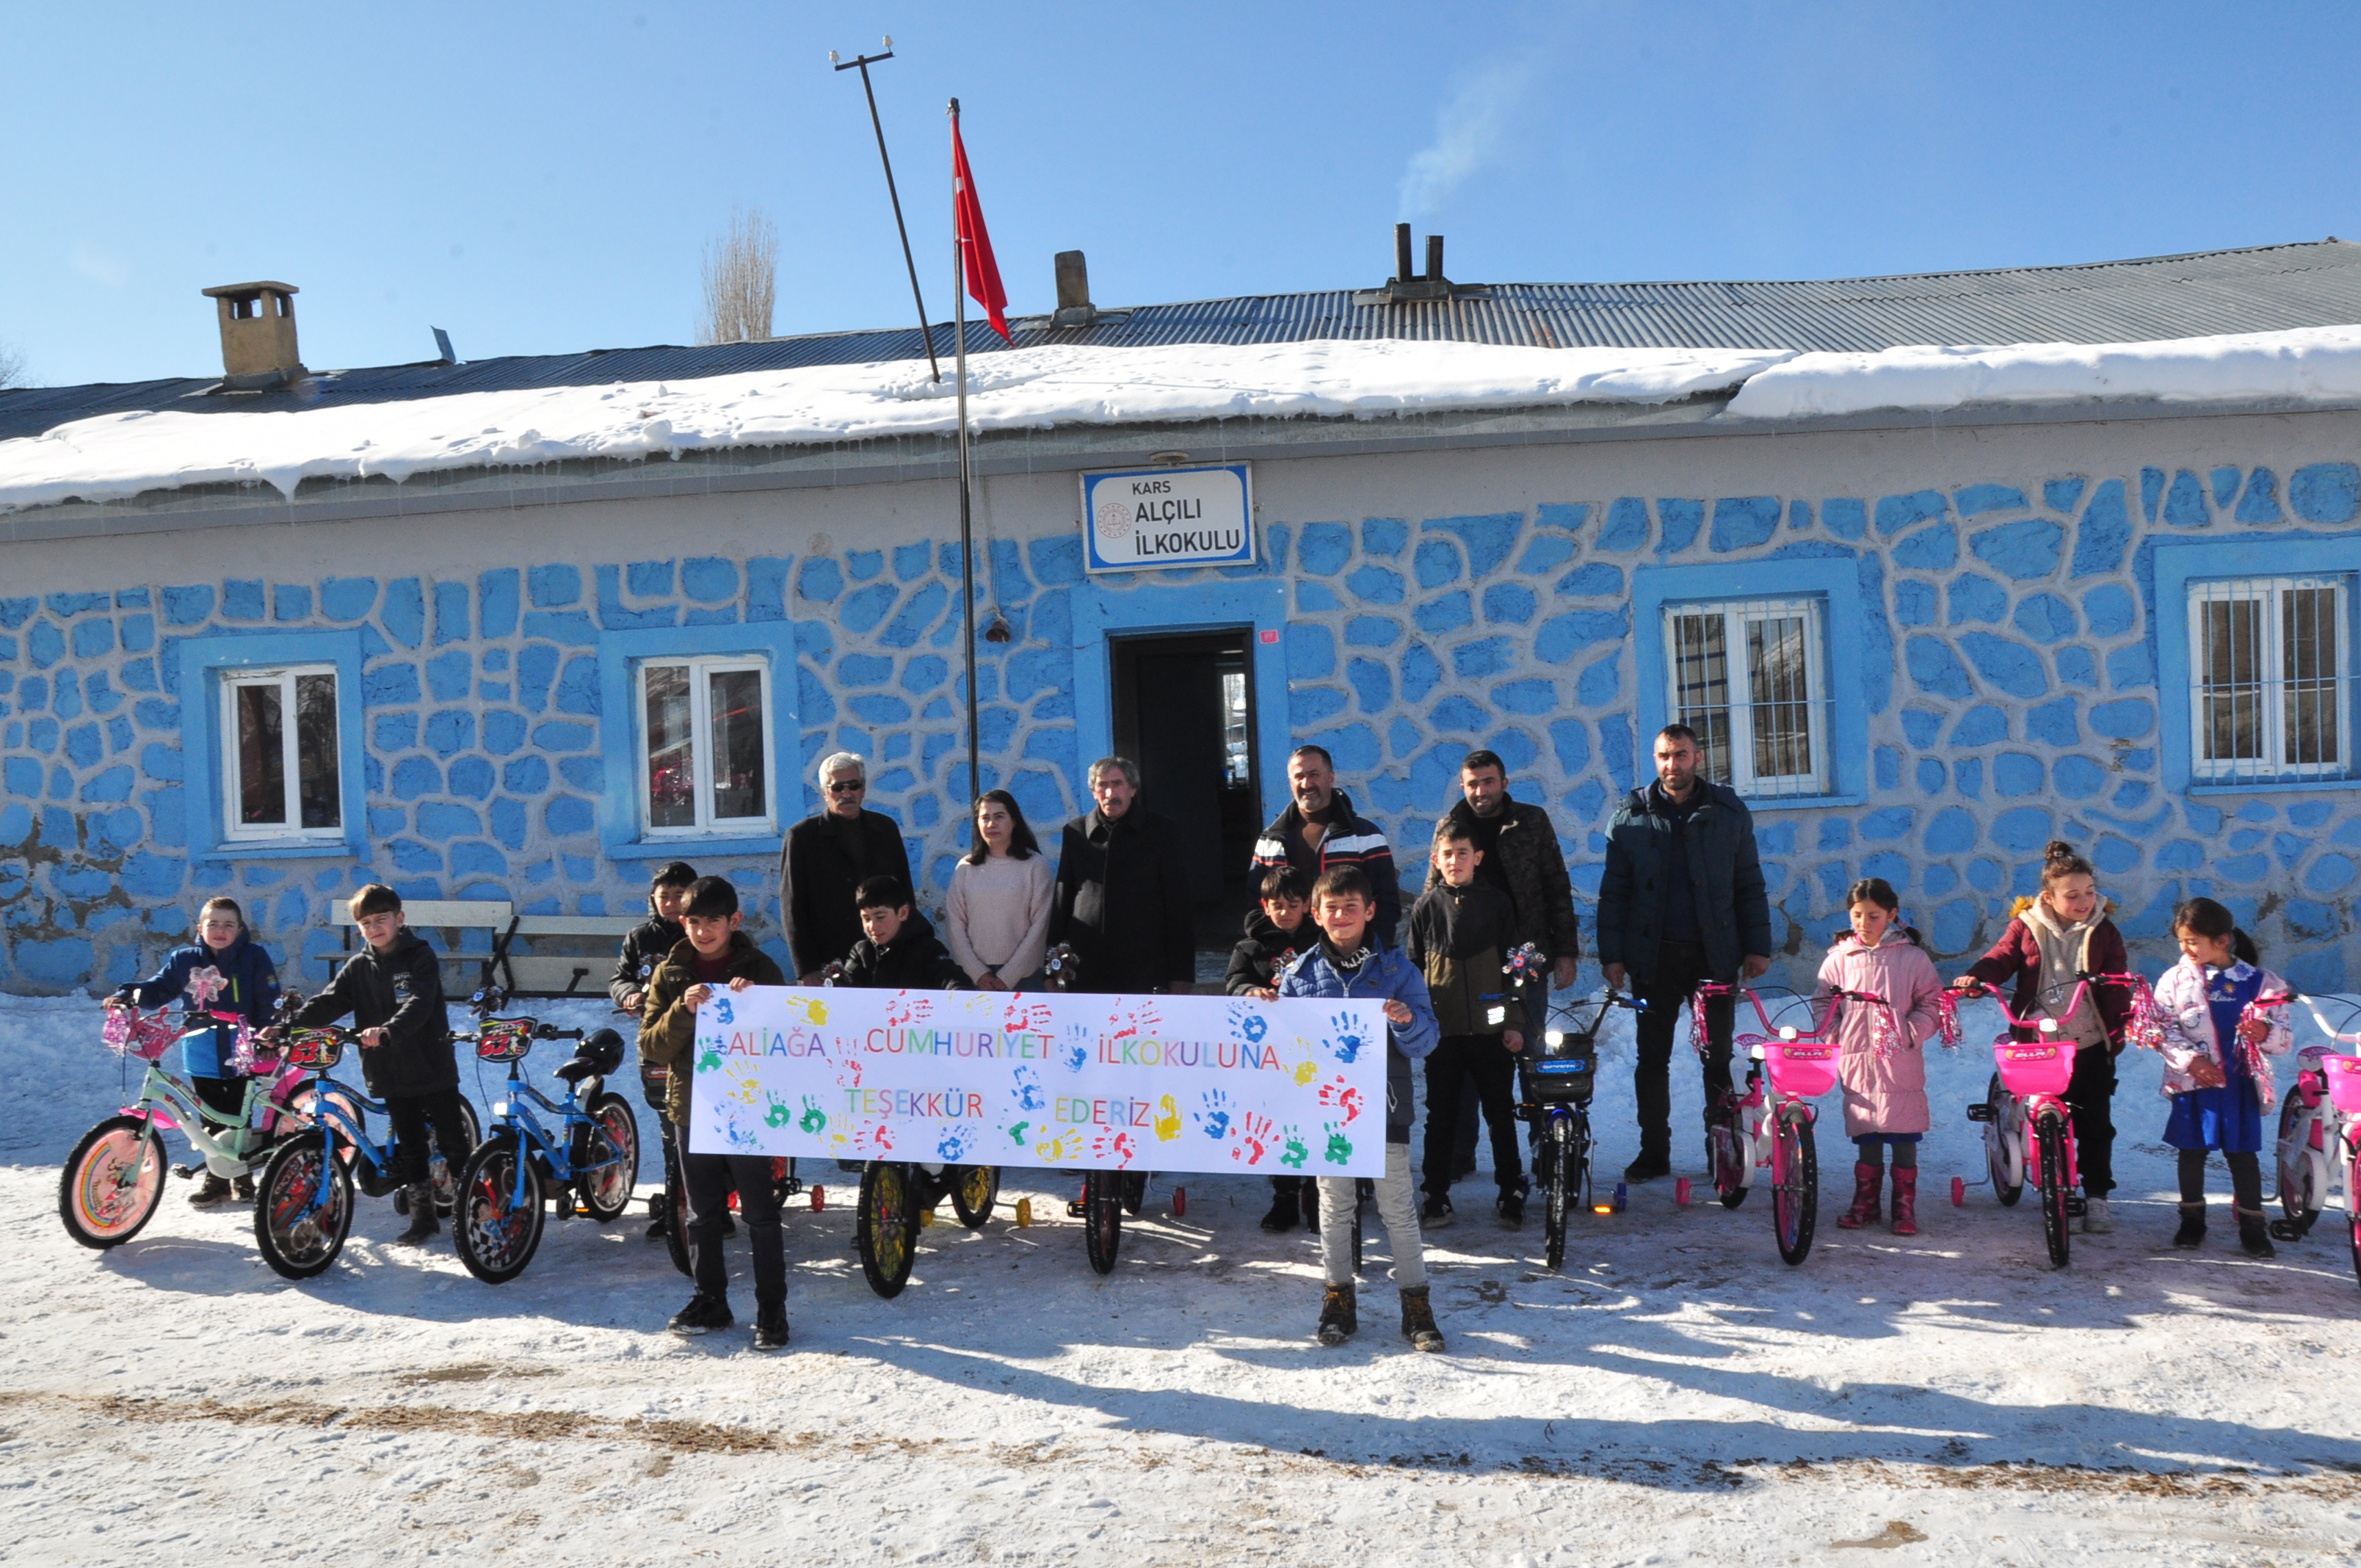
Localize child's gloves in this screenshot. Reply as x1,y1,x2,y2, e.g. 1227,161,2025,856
2185,1054,2227,1089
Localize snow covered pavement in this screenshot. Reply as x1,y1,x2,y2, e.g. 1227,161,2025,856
4,991,2359,1564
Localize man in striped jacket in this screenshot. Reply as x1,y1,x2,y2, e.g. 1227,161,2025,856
1249,745,1401,946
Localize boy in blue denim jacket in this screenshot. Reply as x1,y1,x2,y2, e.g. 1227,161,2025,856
1278,865,1446,1351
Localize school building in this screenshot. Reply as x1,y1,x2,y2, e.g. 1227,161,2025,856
5,240,2361,995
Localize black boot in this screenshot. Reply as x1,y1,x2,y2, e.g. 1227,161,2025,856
394,1184,440,1246
1259,1187,1300,1233
1400,1286,1446,1353
187,1173,233,1208
1623,1149,1671,1182
2235,1205,2277,1259
2172,1202,2207,1248
1316,1283,1357,1346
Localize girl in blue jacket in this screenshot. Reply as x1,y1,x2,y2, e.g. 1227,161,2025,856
1279,864,1445,1354
112,896,280,1206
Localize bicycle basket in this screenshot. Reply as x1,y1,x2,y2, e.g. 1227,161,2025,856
278,1028,347,1070
101,1009,180,1062
2324,1054,2361,1114
1526,1030,1597,1101
1995,1039,2075,1097
1761,1041,1840,1099
474,1018,538,1062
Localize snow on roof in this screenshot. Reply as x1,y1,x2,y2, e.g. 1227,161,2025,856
6,324,2361,514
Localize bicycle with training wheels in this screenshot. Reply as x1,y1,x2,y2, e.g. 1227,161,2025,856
450,987,639,1284
2268,995,2361,1288
59,990,313,1250
1522,982,1646,1270
1694,982,1873,1266
250,1014,482,1280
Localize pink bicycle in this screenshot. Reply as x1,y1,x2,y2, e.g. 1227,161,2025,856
2270,996,2361,1288
1694,983,1887,1266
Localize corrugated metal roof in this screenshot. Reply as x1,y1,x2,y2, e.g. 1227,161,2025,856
9,239,2361,441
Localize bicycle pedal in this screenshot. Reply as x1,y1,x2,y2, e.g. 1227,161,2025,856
1065,1199,1088,1219
172,1164,200,1180
2066,1196,2088,1218
2268,1218,2308,1243
1965,1104,1995,1122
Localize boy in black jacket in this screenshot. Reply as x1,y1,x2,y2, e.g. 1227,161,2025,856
1227,865,1321,1233
1404,823,1527,1228
837,877,965,990
612,860,694,1239
293,885,474,1246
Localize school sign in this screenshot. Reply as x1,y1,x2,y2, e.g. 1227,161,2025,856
1081,463,1254,572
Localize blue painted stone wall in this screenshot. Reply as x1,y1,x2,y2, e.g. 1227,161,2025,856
6,451,2361,995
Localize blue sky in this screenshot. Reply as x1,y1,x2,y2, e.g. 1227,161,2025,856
7,1,2361,387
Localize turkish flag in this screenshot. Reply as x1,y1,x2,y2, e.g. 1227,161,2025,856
952,116,1010,341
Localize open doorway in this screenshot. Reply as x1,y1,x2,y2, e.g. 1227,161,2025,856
1109,628,1261,949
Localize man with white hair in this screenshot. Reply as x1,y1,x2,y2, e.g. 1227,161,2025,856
780,752,915,984
1047,755,1195,996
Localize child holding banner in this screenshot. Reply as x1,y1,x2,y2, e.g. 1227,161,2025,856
1280,865,1445,1353
639,876,791,1351
1229,865,1322,1234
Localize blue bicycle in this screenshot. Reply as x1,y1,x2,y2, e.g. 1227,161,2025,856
250,1018,482,1280
451,988,639,1284
1520,973,1646,1271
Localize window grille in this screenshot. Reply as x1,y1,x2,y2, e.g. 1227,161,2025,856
1663,597,1829,797
639,657,774,834
221,666,342,841
2187,575,2350,782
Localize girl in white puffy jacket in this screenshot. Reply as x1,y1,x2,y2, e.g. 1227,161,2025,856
2150,896,2292,1257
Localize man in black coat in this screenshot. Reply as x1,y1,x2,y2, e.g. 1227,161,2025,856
780,752,914,984
1047,756,1196,995
1595,725,1774,1182
292,884,474,1245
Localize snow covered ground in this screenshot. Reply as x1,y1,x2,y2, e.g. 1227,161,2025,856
5,987,2360,1566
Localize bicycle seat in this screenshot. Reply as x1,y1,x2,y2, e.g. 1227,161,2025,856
553,1058,601,1084
553,1027,626,1084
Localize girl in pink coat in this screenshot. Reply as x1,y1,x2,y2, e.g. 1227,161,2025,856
1815,878,1944,1235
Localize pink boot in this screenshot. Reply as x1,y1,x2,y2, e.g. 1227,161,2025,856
1835,1161,1882,1229
1890,1168,1919,1236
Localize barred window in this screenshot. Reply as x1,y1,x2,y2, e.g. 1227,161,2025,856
1664,597,1829,797
639,657,773,834
2187,576,2349,781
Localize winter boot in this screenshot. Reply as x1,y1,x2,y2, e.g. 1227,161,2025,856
1622,1149,1671,1183
1316,1283,1357,1346
2081,1197,2114,1234
1259,1187,1300,1233
186,1173,233,1209
1399,1286,1446,1353
2172,1202,2208,1248
394,1184,440,1246
232,1175,255,1203
1418,1191,1455,1228
2235,1205,2277,1259
1835,1161,1882,1230
752,1307,790,1351
1496,1186,1526,1227
667,1293,733,1336
1888,1168,1918,1237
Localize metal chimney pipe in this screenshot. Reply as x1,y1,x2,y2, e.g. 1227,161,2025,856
1424,234,1444,283
1394,222,1414,285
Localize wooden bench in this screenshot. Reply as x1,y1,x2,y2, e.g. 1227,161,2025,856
490,913,645,1000
322,899,514,994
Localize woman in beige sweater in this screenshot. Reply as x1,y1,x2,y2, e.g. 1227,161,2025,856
946,790,1055,990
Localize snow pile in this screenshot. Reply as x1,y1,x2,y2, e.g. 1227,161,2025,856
0,339,1792,512
1725,322,2361,419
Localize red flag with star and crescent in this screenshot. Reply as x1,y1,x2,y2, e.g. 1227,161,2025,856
951,115,1010,341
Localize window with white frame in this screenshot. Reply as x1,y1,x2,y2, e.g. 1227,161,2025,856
2187,575,2351,782
221,666,343,841
1663,597,1829,797
639,656,773,834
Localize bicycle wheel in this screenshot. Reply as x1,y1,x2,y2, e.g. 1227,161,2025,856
2348,1150,2361,1291
1769,1107,1817,1266
2035,1114,2072,1269
1985,1075,2024,1207
857,1161,920,1298
1084,1168,1123,1276
1542,1121,1571,1271
662,1165,692,1277
253,1133,354,1280
454,1135,546,1285
576,1093,641,1222
57,1116,167,1249
2276,1095,2321,1233
949,1164,1000,1229
426,1100,482,1216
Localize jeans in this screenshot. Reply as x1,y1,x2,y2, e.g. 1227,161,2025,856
683,1148,786,1312
1422,1036,1523,1197
384,1089,476,1187
1631,940,1735,1158
1318,1141,1426,1290
2064,1045,2118,1197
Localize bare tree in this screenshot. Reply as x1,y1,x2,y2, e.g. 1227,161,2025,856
696,206,777,346
0,341,24,390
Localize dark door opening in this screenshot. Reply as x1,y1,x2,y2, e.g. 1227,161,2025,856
1110,628,1261,951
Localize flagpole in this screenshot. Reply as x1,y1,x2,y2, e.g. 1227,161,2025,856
831,43,940,383
951,97,981,808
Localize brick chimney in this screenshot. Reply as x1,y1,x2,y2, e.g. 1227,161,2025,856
201,281,305,389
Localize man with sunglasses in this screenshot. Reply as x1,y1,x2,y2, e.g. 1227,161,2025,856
780,752,916,984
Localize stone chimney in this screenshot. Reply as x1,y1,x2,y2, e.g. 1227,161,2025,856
200,281,305,389
1052,251,1098,328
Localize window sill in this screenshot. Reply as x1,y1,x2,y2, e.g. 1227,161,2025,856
197,838,360,863
608,834,780,860
1736,793,1866,813
2185,777,2360,798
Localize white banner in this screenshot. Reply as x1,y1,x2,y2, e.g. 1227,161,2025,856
685,987,1388,1177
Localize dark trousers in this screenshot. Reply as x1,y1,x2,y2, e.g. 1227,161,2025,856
2179,1148,2263,1209
1424,1035,1523,1196
1632,940,1734,1158
385,1088,475,1187
683,1148,785,1313
2064,1045,2118,1197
